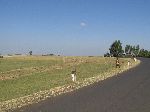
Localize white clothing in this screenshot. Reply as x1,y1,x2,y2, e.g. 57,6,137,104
128,61,130,66
134,58,137,62
71,74,76,82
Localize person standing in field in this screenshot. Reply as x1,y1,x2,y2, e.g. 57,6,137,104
71,66,76,82
128,60,130,67
116,57,120,68
133,57,137,62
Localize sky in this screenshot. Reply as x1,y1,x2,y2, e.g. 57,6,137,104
0,0,150,56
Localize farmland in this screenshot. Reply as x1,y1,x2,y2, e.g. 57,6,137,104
0,56,139,111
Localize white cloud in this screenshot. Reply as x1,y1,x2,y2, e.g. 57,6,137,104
80,22,87,27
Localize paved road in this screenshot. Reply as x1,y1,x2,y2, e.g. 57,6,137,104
15,58,150,112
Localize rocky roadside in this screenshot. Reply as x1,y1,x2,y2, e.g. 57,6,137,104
0,59,140,112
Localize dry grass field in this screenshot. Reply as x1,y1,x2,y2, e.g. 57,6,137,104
0,56,138,111
0,56,131,101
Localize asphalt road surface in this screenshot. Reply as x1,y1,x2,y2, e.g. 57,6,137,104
14,58,150,112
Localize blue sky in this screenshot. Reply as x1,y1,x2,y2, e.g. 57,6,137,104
0,0,150,56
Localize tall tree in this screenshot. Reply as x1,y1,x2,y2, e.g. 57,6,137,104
109,40,123,57
149,51,150,58
133,45,140,56
138,49,149,57
29,51,32,55
132,46,136,56
129,45,133,55
125,45,131,54
125,44,140,57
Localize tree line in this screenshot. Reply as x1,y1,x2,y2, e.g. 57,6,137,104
104,40,150,58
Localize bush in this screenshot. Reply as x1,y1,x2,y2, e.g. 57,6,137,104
0,55,3,58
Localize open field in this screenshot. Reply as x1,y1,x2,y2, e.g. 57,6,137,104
0,56,139,111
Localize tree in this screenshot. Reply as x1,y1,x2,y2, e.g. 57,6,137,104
128,45,133,55
148,51,150,58
133,45,140,57
125,44,140,57
107,40,150,58
138,49,150,57
109,40,124,57
132,46,136,56
104,52,110,57
29,51,32,55
125,45,130,54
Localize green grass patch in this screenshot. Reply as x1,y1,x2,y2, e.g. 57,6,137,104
0,56,130,102
0,57,62,72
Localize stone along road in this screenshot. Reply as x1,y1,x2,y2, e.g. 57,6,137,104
15,58,150,112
